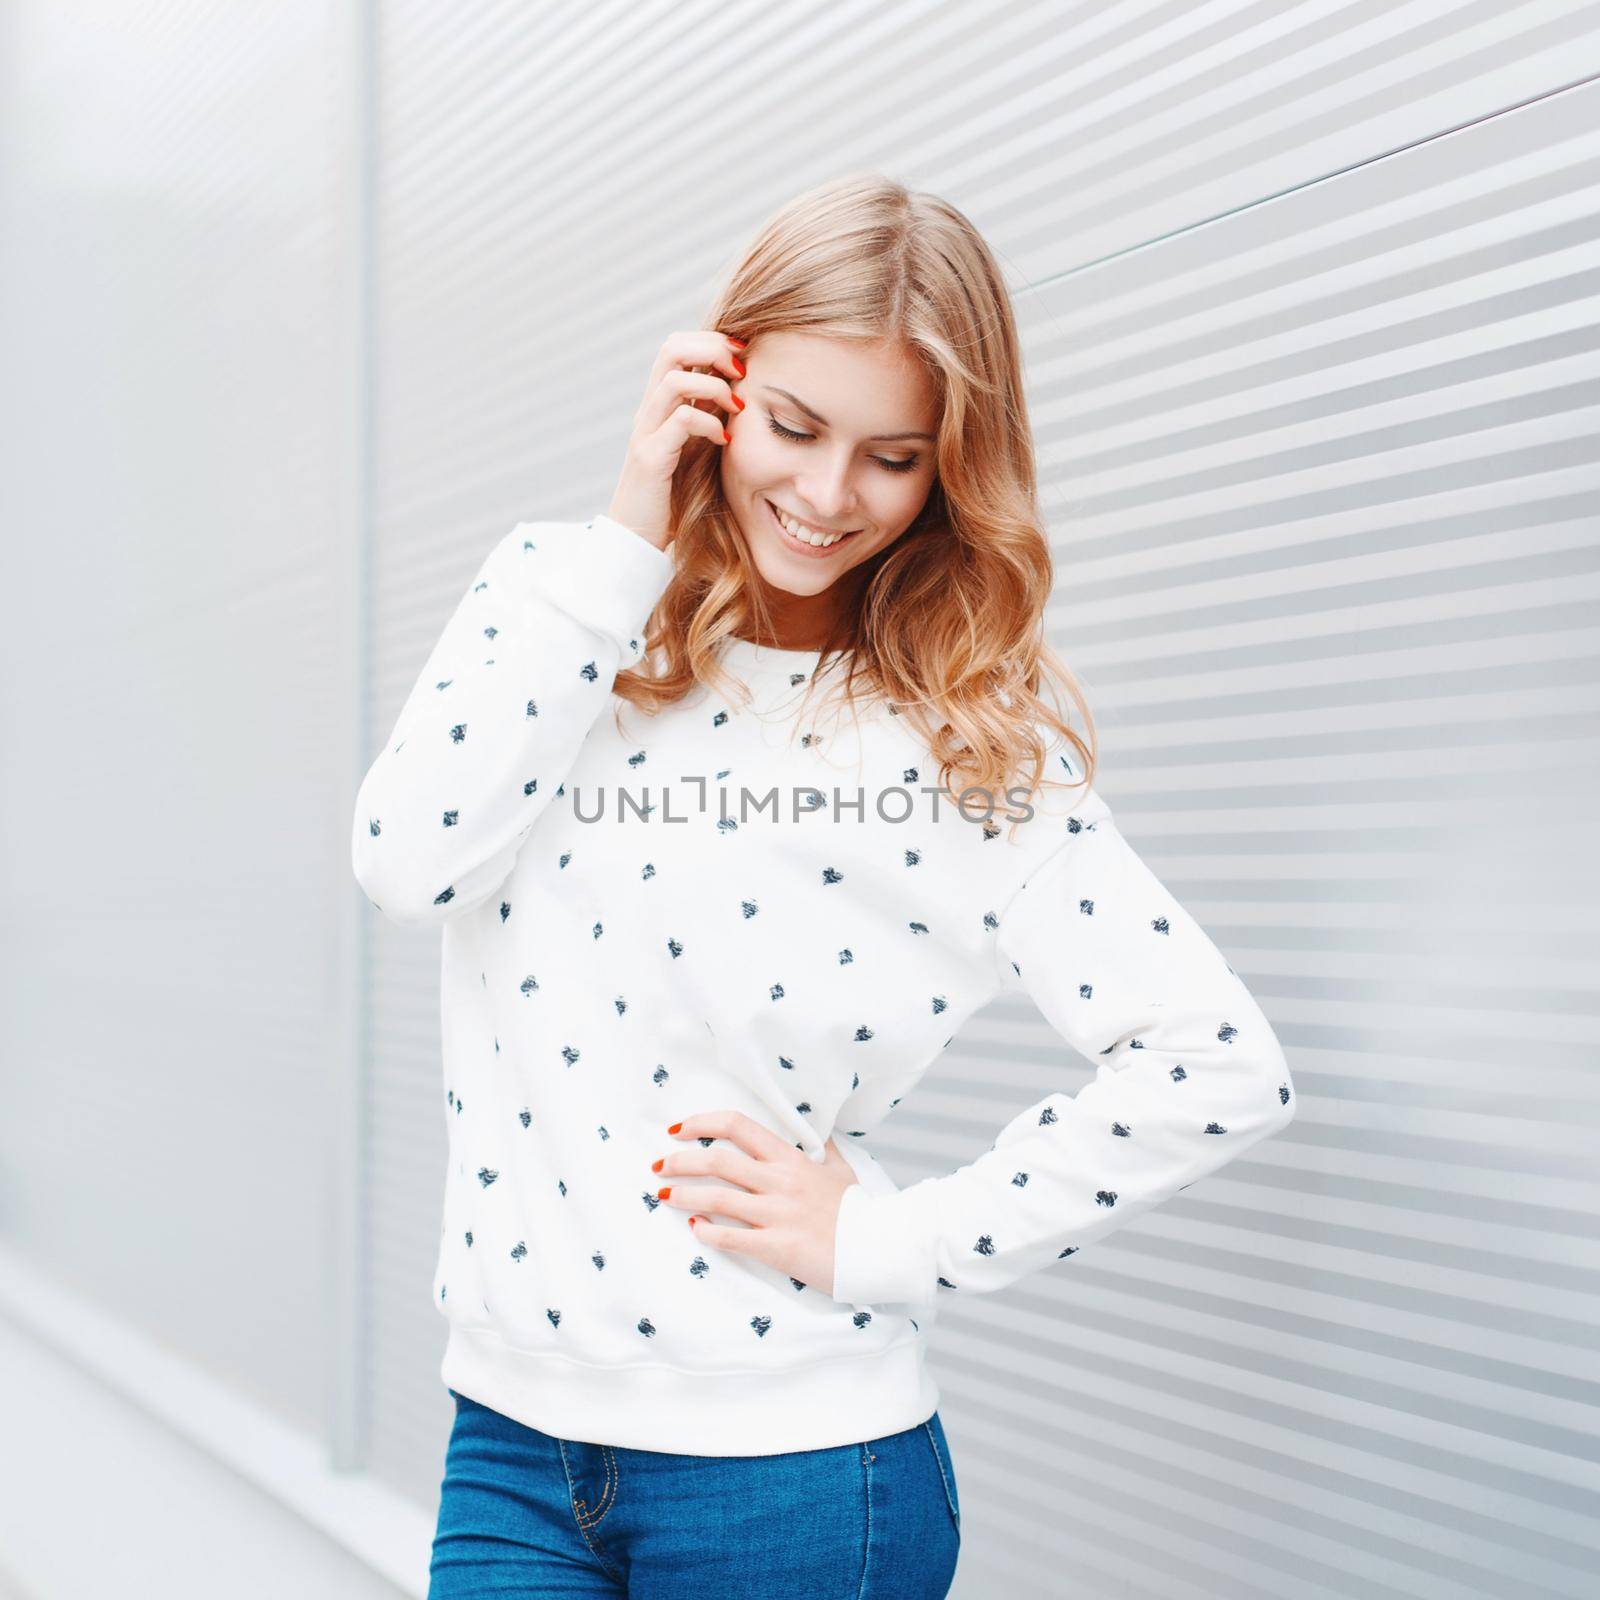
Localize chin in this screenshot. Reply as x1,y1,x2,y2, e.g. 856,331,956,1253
748,545,839,597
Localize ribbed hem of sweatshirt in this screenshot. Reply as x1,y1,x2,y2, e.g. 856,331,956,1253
526,513,675,653
440,1321,940,1456
831,1180,941,1309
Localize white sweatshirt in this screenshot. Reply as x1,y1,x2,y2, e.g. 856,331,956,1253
351,513,1297,1456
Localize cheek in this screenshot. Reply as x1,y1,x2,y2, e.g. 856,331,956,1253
726,427,789,487
720,433,786,536
870,476,932,532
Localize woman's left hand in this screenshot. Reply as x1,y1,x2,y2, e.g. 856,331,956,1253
653,1111,860,1298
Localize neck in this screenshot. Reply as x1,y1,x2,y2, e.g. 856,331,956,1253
746,578,863,654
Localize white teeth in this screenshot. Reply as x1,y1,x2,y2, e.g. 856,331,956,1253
770,500,852,547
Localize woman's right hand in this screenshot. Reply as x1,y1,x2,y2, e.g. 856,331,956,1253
606,330,746,553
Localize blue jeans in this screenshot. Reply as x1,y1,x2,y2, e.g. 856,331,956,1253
428,1389,962,1598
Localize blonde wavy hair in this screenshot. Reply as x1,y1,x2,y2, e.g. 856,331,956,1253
613,171,1096,840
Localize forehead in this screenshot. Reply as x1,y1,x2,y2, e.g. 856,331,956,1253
755,330,939,431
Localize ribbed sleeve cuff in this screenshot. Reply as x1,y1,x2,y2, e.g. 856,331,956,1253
526,514,676,655
831,1181,940,1309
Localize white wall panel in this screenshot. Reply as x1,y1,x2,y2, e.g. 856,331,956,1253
0,0,363,1460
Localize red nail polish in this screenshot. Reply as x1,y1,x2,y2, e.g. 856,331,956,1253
658,1186,671,1200
668,1122,681,1134
651,1158,664,1173
722,430,731,443
689,1217,697,1227
732,396,745,411
732,356,746,376
729,338,746,350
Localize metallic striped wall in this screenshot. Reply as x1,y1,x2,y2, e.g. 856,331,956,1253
3,3,1595,1595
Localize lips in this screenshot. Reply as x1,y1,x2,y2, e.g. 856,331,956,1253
765,497,860,546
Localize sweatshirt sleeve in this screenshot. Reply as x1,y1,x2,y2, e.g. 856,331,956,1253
351,513,676,928
829,793,1296,1308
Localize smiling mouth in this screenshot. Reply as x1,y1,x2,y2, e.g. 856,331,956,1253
765,497,861,549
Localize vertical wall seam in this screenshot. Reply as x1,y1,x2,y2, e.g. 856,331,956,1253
331,0,380,1476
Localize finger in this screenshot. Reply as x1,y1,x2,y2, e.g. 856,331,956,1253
645,329,745,401
659,1142,764,1190
628,398,725,477
687,1216,750,1253
638,367,742,434
661,1182,768,1225
671,1109,795,1164
653,400,730,455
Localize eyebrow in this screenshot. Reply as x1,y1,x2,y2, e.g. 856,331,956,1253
759,386,936,443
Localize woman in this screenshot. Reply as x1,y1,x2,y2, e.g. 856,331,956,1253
352,172,1296,1598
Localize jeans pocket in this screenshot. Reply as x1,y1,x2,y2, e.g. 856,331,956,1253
921,1412,961,1538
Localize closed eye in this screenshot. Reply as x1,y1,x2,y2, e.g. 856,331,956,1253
766,414,920,474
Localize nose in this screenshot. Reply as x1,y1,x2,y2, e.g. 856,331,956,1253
794,456,860,526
